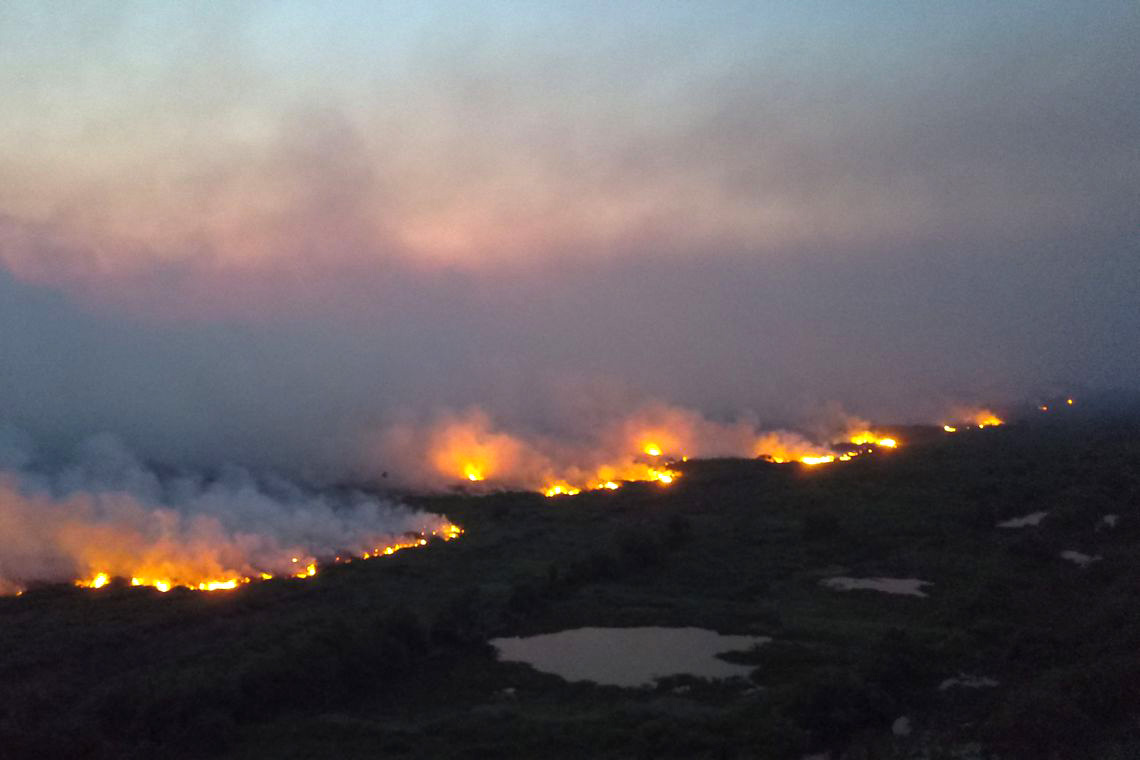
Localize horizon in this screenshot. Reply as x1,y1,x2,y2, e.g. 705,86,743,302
1,1,1137,476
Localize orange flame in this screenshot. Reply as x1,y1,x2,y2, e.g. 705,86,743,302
371,402,1028,497
973,411,1004,427
69,523,462,596
847,430,898,448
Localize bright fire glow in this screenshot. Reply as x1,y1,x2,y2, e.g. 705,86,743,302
77,572,111,589
69,523,462,596
543,482,581,497
975,412,1004,427
754,430,834,465
543,466,677,496
754,426,901,469
943,425,957,432
847,431,898,448
396,403,1002,497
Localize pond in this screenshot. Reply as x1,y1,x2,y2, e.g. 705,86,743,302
491,626,770,687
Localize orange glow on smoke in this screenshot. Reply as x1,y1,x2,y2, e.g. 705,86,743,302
753,431,833,465
79,572,110,589
756,425,902,468
973,411,1004,427
417,410,535,485
944,409,1003,430
402,402,1001,497
847,430,898,448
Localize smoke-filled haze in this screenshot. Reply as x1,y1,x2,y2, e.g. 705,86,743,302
1,1,1137,477
0,426,451,593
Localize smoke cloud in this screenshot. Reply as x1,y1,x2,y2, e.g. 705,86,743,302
362,401,901,492
0,3,1136,484
0,427,450,594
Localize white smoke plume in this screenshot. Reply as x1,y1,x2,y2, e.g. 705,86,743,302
0,428,452,595
361,401,888,493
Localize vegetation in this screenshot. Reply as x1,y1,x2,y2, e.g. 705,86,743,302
2,412,1139,758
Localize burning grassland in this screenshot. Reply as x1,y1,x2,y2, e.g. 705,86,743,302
0,431,460,596
366,404,918,497
0,399,1011,596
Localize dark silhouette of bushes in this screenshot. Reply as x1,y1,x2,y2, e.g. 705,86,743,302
616,527,664,568
664,514,693,548
801,512,841,541
0,605,441,760
430,587,489,647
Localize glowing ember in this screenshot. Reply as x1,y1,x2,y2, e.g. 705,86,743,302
643,444,662,457
1066,398,1074,405
943,425,957,432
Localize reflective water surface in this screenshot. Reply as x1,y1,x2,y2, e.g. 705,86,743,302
491,626,770,687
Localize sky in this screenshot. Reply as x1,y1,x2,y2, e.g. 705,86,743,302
0,1,1137,476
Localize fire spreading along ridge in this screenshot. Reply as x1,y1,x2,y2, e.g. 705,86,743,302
70,525,463,595
368,402,1005,499
0,431,460,597
3,404,1010,597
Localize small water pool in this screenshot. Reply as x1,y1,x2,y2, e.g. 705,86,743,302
491,626,770,687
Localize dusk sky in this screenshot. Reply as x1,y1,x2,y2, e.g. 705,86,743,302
1,1,1137,474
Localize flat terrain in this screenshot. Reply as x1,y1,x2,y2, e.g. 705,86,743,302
2,412,1139,759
